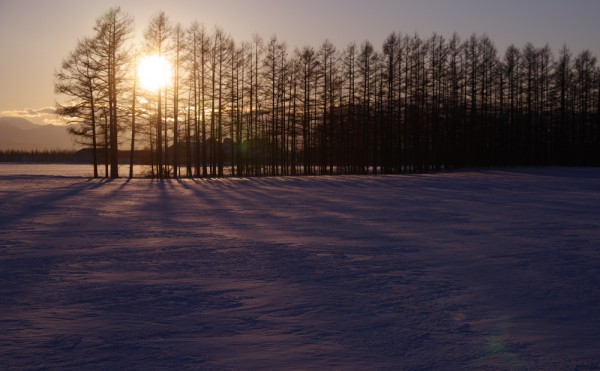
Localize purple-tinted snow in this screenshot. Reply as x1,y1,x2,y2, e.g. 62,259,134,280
1,168,599,369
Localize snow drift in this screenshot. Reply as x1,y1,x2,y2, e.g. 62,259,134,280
1,168,599,369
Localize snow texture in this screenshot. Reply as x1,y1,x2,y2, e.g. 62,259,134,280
1,167,600,369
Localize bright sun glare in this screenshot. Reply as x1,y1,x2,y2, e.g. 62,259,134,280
138,55,172,92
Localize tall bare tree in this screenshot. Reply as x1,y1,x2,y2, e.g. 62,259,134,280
94,6,134,178
172,24,185,177
144,11,171,178
55,37,103,178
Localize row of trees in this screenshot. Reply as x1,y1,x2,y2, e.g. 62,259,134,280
0,149,76,163
56,7,600,178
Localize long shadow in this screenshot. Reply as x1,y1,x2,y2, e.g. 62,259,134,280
3,174,600,368
0,178,115,230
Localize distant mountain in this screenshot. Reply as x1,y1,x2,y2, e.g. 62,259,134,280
0,117,41,130
0,117,75,150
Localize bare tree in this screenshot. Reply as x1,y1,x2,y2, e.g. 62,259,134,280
172,24,185,177
129,51,138,178
144,11,171,178
94,6,134,178
55,37,103,178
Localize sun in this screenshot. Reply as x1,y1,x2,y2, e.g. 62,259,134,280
138,55,172,92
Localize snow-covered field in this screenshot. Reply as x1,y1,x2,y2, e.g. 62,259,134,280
0,163,149,178
1,167,599,369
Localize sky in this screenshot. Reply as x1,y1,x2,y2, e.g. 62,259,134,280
1,0,599,125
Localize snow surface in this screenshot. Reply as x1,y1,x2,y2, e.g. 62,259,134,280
1,168,599,369
0,163,148,178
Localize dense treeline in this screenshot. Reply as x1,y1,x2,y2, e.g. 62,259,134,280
56,7,600,178
0,149,76,163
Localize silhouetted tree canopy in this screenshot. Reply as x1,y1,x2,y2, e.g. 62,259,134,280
56,10,600,178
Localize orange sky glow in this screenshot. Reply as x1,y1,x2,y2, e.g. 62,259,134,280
1,0,599,125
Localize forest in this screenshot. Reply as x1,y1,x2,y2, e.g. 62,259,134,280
55,7,600,178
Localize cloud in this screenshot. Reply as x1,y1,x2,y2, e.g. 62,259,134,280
43,117,66,126
0,107,57,118
0,106,63,126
